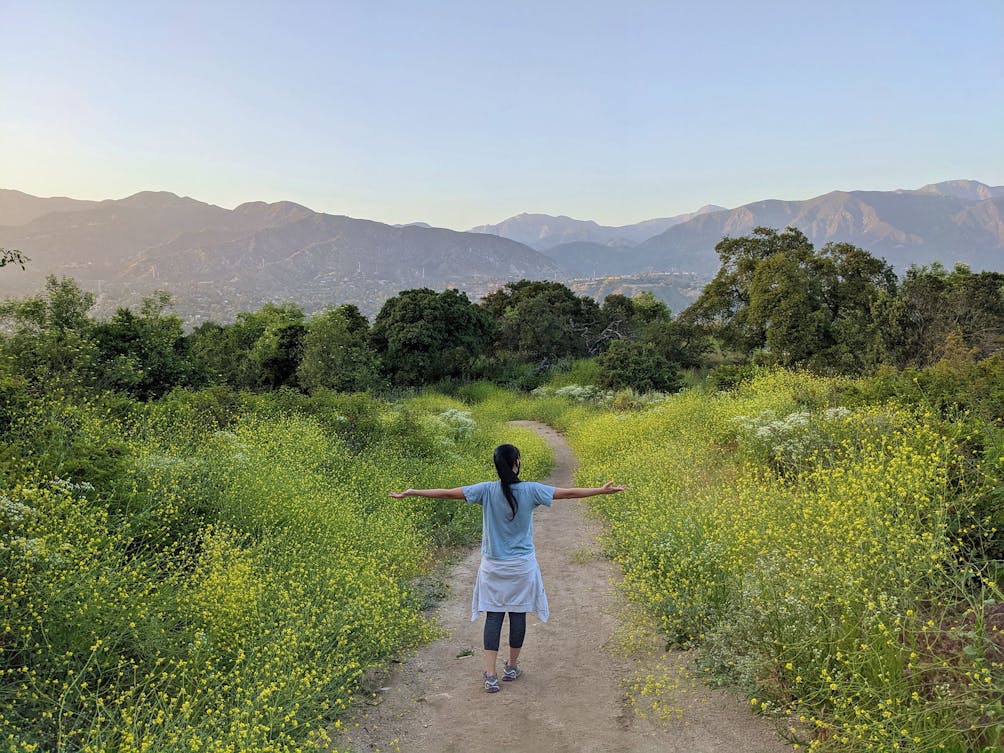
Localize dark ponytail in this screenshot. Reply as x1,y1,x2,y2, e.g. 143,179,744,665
493,444,521,520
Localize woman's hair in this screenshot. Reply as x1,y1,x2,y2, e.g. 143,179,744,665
493,444,521,520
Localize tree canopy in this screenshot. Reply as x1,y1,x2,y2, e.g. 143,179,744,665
297,304,383,392
370,288,494,386
92,291,191,399
482,280,604,361
684,226,899,372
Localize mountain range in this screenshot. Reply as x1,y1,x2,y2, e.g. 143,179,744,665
467,204,727,249
514,180,1004,277
0,190,561,322
0,180,1001,323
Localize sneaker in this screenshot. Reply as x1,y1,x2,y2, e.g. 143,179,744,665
502,661,522,682
483,672,500,693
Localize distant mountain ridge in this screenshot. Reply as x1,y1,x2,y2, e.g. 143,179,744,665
468,204,726,250
0,191,561,322
1,180,1001,323
908,180,1004,202
0,189,100,226
472,180,1003,276
627,182,1004,274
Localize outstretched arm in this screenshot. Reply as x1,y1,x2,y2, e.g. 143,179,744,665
552,481,625,500
389,487,466,500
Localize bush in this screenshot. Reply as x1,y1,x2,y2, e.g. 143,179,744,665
469,351,548,391
595,339,682,393
861,354,1004,422
546,357,602,388
452,380,505,405
707,362,760,391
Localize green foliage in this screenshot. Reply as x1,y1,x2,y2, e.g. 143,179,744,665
859,351,1004,422
894,263,1004,366
468,350,548,391
186,320,232,385
451,379,504,405
685,226,816,353
0,384,549,752
546,357,603,388
5,300,1002,753
481,279,603,361
242,305,307,390
684,227,898,373
707,363,761,391
598,291,671,342
187,303,306,390
297,304,383,392
0,394,132,490
92,291,192,399
129,386,248,464
371,288,493,386
0,276,100,393
747,250,826,364
854,353,1004,562
595,339,682,392
640,316,712,370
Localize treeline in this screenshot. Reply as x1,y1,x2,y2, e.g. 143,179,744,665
685,227,1004,374
0,278,692,398
2,226,1002,400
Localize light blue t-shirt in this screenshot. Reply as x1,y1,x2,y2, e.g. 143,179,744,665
462,480,555,560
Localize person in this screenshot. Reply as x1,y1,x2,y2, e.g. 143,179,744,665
390,443,625,693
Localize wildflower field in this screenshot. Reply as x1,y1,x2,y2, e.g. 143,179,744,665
569,368,1003,752
3,359,1002,753
0,386,550,752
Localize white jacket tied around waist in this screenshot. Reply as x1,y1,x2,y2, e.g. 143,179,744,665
471,553,549,623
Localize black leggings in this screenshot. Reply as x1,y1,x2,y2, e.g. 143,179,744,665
483,611,526,652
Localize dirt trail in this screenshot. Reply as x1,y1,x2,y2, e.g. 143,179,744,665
330,421,788,753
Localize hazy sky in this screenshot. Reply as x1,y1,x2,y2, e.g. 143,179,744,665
3,1,1002,229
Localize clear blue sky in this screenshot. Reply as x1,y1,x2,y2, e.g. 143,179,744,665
2,1,1001,229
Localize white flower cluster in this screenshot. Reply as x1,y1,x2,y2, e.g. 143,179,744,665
1,536,50,564
730,406,854,474
49,476,95,494
437,408,476,441
207,430,251,462
1,494,36,524
532,384,608,402
1,495,48,563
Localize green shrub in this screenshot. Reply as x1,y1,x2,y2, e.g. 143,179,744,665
595,339,682,392
546,357,602,388
707,362,760,391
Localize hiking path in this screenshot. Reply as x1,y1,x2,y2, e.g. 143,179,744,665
329,421,788,753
